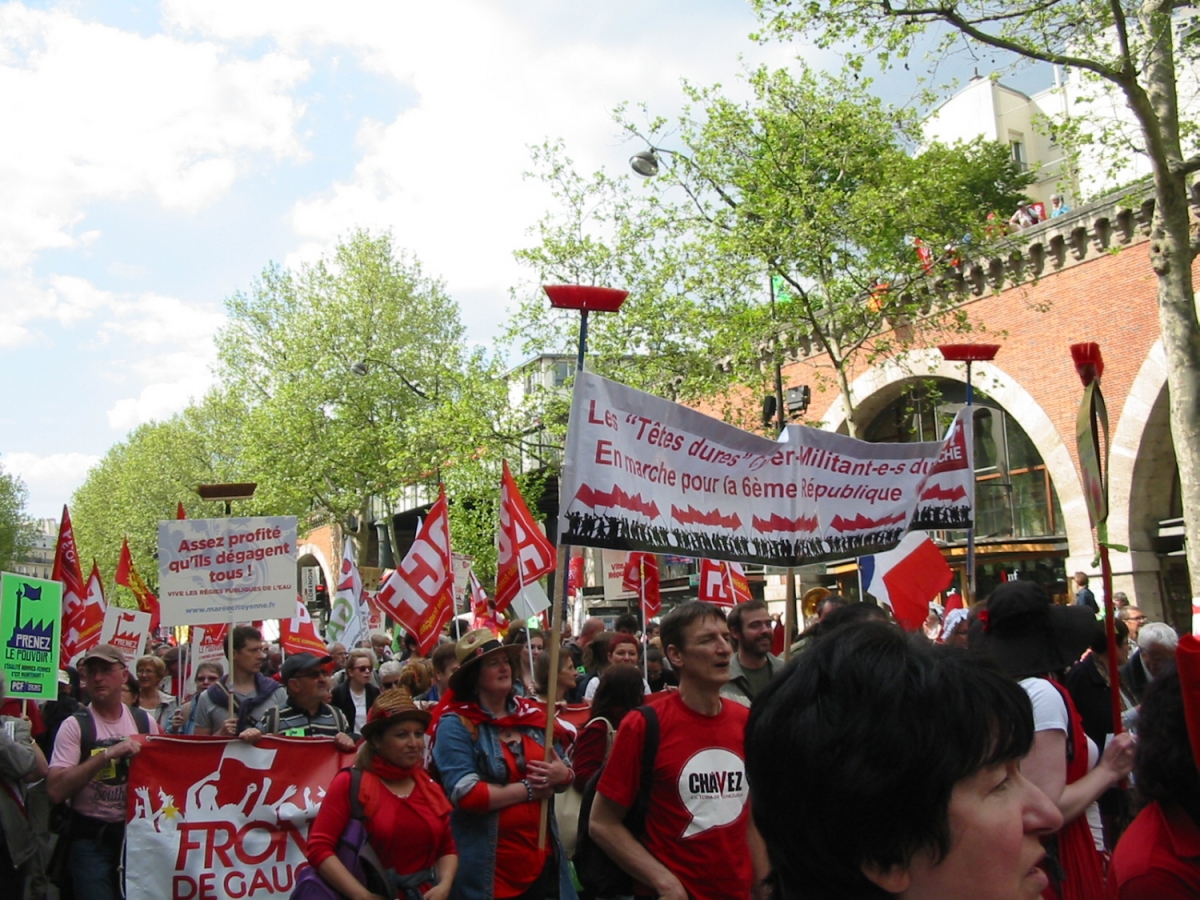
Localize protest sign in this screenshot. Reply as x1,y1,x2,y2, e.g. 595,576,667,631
99,606,151,665
158,517,297,625
125,736,354,900
601,549,634,602
559,372,973,566
0,573,62,699
186,625,229,700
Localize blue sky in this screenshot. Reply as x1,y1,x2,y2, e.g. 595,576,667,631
0,1,1052,519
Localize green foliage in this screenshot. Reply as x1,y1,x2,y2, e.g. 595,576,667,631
511,65,1030,433
0,467,33,573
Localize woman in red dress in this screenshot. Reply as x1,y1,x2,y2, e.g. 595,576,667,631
307,687,457,900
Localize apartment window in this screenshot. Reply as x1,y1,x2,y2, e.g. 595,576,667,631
1009,133,1027,171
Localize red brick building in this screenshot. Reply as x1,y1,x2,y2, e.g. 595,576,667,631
779,186,1200,629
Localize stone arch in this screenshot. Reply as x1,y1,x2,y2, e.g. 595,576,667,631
296,542,334,593
1106,340,1172,618
818,349,1093,563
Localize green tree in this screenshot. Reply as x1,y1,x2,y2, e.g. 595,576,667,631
0,467,33,572
72,390,250,600
512,65,1030,435
753,0,1200,594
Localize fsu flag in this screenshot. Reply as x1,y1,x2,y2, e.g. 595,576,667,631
697,558,752,608
860,532,954,632
116,537,160,633
280,595,327,656
376,487,455,657
54,505,91,666
622,552,661,618
495,460,555,614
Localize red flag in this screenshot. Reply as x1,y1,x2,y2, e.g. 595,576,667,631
771,619,786,656
697,558,752,608
495,460,556,614
375,487,455,657
469,571,503,633
176,501,187,520
281,595,328,656
568,551,584,599
116,537,160,633
54,506,91,666
622,552,661,618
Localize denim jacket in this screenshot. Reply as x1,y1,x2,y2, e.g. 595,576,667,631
432,700,577,900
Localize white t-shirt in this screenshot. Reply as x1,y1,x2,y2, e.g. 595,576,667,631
584,674,652,703
350,684,368,732
49,706,160,822
1020,677,1104,850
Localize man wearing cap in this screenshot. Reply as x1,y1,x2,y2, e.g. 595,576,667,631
47,644,160,900
193,625,287,736
239,652,357,752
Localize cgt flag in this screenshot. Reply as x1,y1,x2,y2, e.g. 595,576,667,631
860,532,954,632
376,487,455,657
622,552,661,618
76,559,107,656
117,537,160,633
495,460,556,615
697,558,751,608
280,595,328,656
54,505,93,667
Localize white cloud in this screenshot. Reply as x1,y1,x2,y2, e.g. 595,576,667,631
0,4,310,267
1,451,102,517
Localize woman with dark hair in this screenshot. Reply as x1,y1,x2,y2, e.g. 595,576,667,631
432,630,577,900
582,634,642,703
533,650,578,706
748,619,1062,900
307,688,457,900
573,632,613,702
644,647,676,693
974,581,1135,899
572,665,646,790
1109,663,1200,897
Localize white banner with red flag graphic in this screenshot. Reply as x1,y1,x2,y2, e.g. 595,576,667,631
495,460,556,616
55,505,96,666
186,625,229,700
280,596,328,656
376,488,455,657
559,372,973,566
697,558,752,608
124,735,354,900
99,606,151,666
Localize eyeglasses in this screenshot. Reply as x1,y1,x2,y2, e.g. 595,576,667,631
195,676,220,685
350,665,372,672
1127,616,1147,624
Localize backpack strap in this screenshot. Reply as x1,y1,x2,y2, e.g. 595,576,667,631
634,705,659,821
74,709,96,765
260,706,280,735
131,705,152,735
330,705,351,735
348,767,365,821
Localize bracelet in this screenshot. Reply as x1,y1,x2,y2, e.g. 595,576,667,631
520,778,534,802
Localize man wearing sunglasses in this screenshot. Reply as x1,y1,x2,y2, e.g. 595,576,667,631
238,653,357,753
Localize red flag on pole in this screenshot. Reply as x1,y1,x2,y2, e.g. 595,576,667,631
281,595,328,656
495,460,556,614
622,552,661,618
176,501,187,520
54,506,91,667
116,537,161,633
375,487,455,657
697,558,752,608
568,551,584,600
469,571,503,634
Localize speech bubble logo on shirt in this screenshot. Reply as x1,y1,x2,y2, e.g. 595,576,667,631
677,747,748,837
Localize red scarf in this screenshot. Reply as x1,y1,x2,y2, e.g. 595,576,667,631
365,757,452,818
439,693,575,744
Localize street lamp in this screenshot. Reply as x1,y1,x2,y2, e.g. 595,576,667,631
349,358,428,399
630,149,660,177
937,343,1000,602
195,482,257,517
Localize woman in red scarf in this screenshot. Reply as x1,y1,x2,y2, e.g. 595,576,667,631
307,688,457,900
432,629,577,900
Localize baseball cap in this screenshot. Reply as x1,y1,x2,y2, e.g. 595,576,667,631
280,652,333,681
80,645,125,667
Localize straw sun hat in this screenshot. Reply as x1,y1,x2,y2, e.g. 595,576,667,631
447,628,523,693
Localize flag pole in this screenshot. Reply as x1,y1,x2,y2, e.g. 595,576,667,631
641,555,649,683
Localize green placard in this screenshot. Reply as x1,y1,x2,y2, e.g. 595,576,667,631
1,572,62,700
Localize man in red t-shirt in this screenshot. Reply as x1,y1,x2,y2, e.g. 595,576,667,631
592,600,769,900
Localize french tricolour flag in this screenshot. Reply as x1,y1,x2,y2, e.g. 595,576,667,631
860,532,953,631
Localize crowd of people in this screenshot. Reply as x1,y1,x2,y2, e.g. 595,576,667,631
0,583,1195,900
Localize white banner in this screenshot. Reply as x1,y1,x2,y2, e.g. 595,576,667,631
157,517,298,625
560,373,973,566
601,549,634,602
99,607,151,665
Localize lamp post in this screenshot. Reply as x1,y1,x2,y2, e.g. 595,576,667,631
936,344,1000,602
537,284,627,848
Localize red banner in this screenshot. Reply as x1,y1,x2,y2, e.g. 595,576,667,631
622,552,661,618
125,736,354,900
697,558,751,608
55,505,96,666
117,537,161,633
376,488,455,656
495,460,555,614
